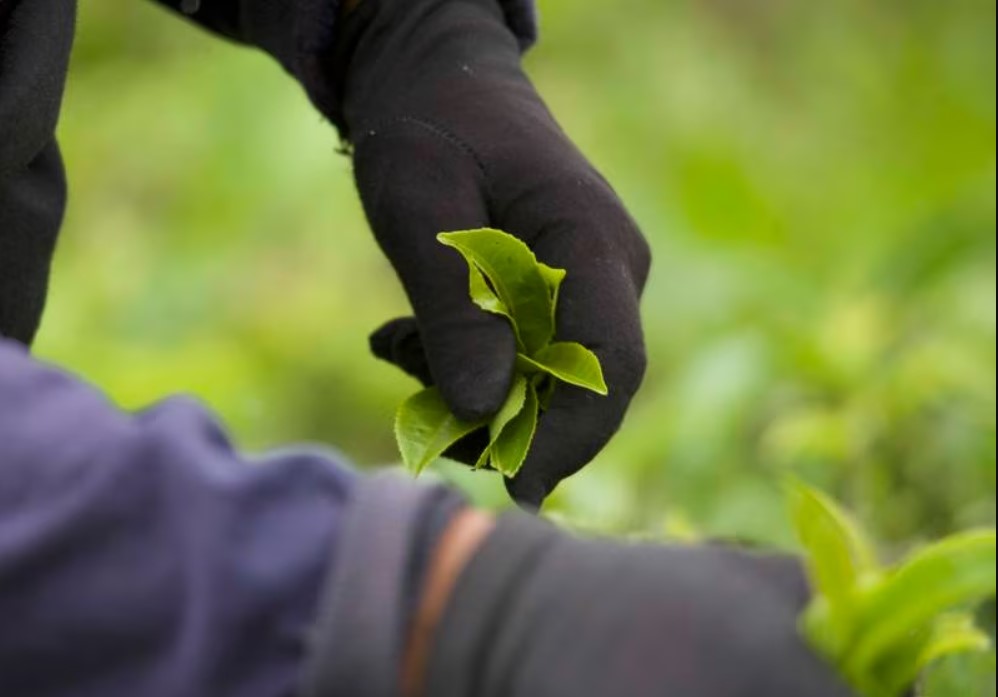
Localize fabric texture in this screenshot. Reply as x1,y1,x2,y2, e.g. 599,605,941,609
301,473,467,697
0,338,356,697
423,512,857,697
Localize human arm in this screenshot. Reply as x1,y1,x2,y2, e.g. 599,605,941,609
337,483,858,697
0,339,854,697
145,0,648,508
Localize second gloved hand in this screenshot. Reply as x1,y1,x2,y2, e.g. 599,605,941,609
332,0,651,508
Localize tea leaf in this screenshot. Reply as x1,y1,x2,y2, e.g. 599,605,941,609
467,261,510,320
537,262,566,319
915,613,992,673
394,229,605,483
845,529,996,678
438,229,554,354
518,342,608,395
789,480,878,605
491,380,540,478
396,387,487,474
874,612,992,697
790,480,880,661
789,483,995,697
473,374,529,470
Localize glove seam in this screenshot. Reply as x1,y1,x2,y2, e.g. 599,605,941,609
354,114,495,202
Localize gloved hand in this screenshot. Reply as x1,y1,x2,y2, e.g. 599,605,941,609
331,0,651,508
420,514,857,697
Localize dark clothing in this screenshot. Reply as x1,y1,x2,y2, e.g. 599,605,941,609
0,0,536,345
0,339,857,697
0,338,468,696
0,0,73,345
0,337,353,695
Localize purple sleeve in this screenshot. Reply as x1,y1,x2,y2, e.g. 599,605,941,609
0,338,357,697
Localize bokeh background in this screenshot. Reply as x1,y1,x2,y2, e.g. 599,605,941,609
37,1,994,693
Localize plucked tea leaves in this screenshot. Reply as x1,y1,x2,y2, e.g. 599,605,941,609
517,342,608,396
396,387,486,474
438,229,555,354
394,228,607,478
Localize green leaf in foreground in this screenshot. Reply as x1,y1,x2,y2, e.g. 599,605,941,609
395,387,486,474
490,380,539,477
788,479,879,654
789,480,996,697
914,613,992,675
518,342,608,395
473,375,528,470
875,612,993,696
438,229,554,354
845,529,996,680
789,480,878,598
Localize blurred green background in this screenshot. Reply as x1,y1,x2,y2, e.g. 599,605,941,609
38,1,994,692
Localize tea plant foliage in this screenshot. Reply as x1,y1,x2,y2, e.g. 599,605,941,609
395,229,607,477
789,481,996,697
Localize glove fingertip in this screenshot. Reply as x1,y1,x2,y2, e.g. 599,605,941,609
369,317,434,386
439,367,512,422
504,473,548,512
369,317,419,361
431,319,518,421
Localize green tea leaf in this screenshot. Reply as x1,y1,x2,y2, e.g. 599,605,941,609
473,375,529,470
915,614,992,671
846,529,996,679
395,387,486,474
537,262,566,320
491,380,540,477
517,342,608,395
876,612,992,697
438,229,554,354
467,261,510,320
789,479,879,609
788,483,996,697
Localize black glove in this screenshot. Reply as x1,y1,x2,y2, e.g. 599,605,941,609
424,514,856,697
332,0,651,508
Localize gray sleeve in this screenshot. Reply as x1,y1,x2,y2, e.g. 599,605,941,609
301,473,467,697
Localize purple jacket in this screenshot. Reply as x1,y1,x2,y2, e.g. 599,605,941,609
0,338,356,696
0,339,465,696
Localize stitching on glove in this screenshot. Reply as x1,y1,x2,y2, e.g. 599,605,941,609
355,114,495,201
